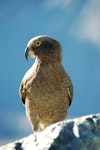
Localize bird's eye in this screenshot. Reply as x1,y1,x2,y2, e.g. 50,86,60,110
35,41,41,46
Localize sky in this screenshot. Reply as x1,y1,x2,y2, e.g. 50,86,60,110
0,0,100,146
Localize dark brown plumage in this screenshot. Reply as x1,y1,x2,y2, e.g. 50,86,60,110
19,35,73,131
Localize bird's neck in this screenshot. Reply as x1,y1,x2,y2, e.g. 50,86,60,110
34,56,62,74
36,55,61,67
36,54,61,64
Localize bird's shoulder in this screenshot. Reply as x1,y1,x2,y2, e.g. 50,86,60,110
19,62,39,104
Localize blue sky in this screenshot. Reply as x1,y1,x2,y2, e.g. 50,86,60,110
0,0,100,146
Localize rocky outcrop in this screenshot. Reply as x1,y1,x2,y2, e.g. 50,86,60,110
0,114,100,150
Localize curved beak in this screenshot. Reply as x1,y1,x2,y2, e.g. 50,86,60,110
24,47,29,60
24,47,35,61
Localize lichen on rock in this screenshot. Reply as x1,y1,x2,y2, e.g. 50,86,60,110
0,114,100,150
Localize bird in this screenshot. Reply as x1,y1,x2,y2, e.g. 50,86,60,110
19,35,73,132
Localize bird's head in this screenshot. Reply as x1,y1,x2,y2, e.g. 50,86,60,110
24,35,62,62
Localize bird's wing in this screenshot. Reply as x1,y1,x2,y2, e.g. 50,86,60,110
68,81,73,106
19,66,34,105
19,82,26,105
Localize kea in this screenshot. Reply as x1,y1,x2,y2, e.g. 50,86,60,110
19,35,73,132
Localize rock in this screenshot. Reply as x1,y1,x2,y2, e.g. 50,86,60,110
0,114,100,150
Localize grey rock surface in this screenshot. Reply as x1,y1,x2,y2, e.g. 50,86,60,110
0,114,100,150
